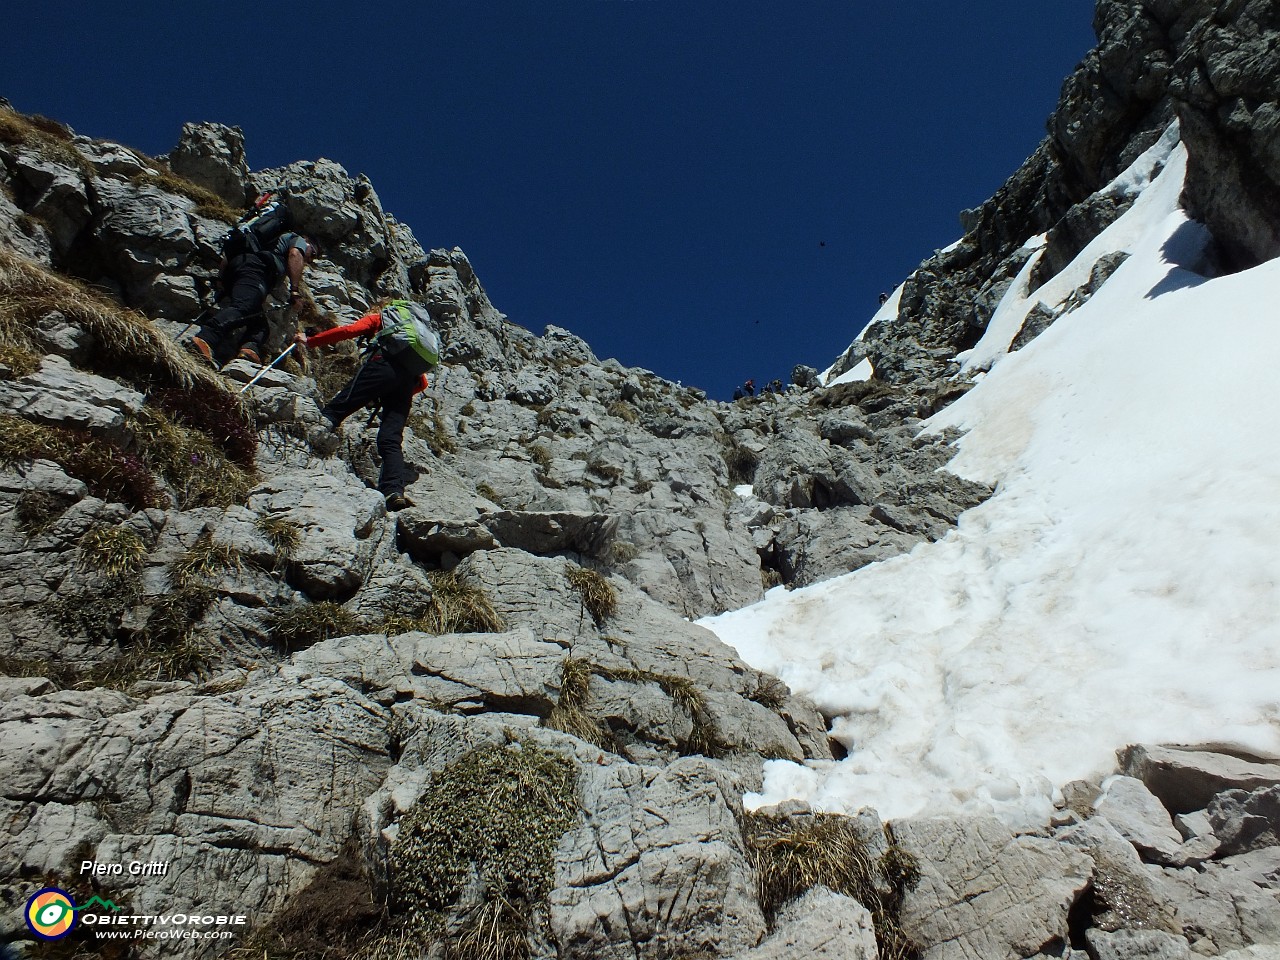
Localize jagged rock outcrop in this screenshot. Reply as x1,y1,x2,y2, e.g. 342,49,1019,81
167,122,251,207
838,0,1280,391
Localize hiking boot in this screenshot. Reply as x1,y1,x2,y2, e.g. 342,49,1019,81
385,493,415,512
186,336,218,369
236,346,261,364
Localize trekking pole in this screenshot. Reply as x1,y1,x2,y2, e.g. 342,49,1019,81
364,402,382,430
173,307,212,342
238,342,297,394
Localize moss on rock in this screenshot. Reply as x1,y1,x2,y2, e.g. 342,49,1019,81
391,741,578,960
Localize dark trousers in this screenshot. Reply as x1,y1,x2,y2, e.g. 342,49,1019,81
322,354,418,496
198,255,273,366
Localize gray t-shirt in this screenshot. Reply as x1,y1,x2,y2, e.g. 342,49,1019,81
262,232,310,278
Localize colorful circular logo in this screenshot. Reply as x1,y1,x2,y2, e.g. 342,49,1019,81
25,888,77,940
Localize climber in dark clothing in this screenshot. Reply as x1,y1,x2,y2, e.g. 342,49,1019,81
295,306,432,512
190,233,316,368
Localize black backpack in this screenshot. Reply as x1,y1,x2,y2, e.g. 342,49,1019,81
221,192,293,261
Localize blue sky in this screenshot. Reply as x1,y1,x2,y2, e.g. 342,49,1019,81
4,2,1095,399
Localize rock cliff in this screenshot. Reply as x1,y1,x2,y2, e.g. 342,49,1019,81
2,1,1280,958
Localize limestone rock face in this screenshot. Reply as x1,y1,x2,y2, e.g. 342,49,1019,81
0,354,143,443
1119,744,1280,814
168,121,251,206
1164,0,1280,267
728,886,879,960
894,817,1094,960
550,757,768,960
4,9,1280,949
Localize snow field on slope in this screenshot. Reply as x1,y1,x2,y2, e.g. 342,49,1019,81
700,135,1280,824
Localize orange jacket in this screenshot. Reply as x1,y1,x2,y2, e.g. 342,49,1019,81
305,311,429,394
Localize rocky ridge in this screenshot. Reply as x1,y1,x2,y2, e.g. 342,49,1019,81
2,0,1280,957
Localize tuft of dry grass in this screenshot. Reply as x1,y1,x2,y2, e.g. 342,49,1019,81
565,564,617,626
171,532,242,589
545,657,615,750
0,247,248,402
381,572,504,636
408,405,457,456
13,490,73,536
135,406,253,508
255,513,301,561
528,443,552,471
541,657,724,759
269,602,369,653
744,812,921,960
0,106,93,176
132,166,241,223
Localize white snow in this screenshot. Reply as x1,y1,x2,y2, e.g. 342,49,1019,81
700,131,1280,826
820,285,903,385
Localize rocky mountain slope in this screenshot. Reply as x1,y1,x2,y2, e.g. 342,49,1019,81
2,1,1279,958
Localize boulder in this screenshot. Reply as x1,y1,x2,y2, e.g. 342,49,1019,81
1119,744,1280,815
1093,776,1185,864
246,470,389,601
549,755,767,959
1208,785,1280,856
894,816,1093,960
1084,928,1192,960
167,121,251,206
0,354,143,445
728,886,879,960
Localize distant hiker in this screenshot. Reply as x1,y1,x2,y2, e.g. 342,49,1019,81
296,300,441,512
732,385,745,401
743,379,755,397
768,378,784,394
878,292,889,306
189,194,316,368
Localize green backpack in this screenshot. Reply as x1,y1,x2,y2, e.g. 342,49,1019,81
376,300,442,375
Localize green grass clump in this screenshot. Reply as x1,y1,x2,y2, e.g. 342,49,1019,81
48,576,141,646
171,532,242,589
391,742,578,959
77,524,148,577
565,564,617,626
743,812,921,960
269,602,369,653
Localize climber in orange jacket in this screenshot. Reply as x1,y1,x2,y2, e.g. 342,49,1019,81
295,305,434,512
